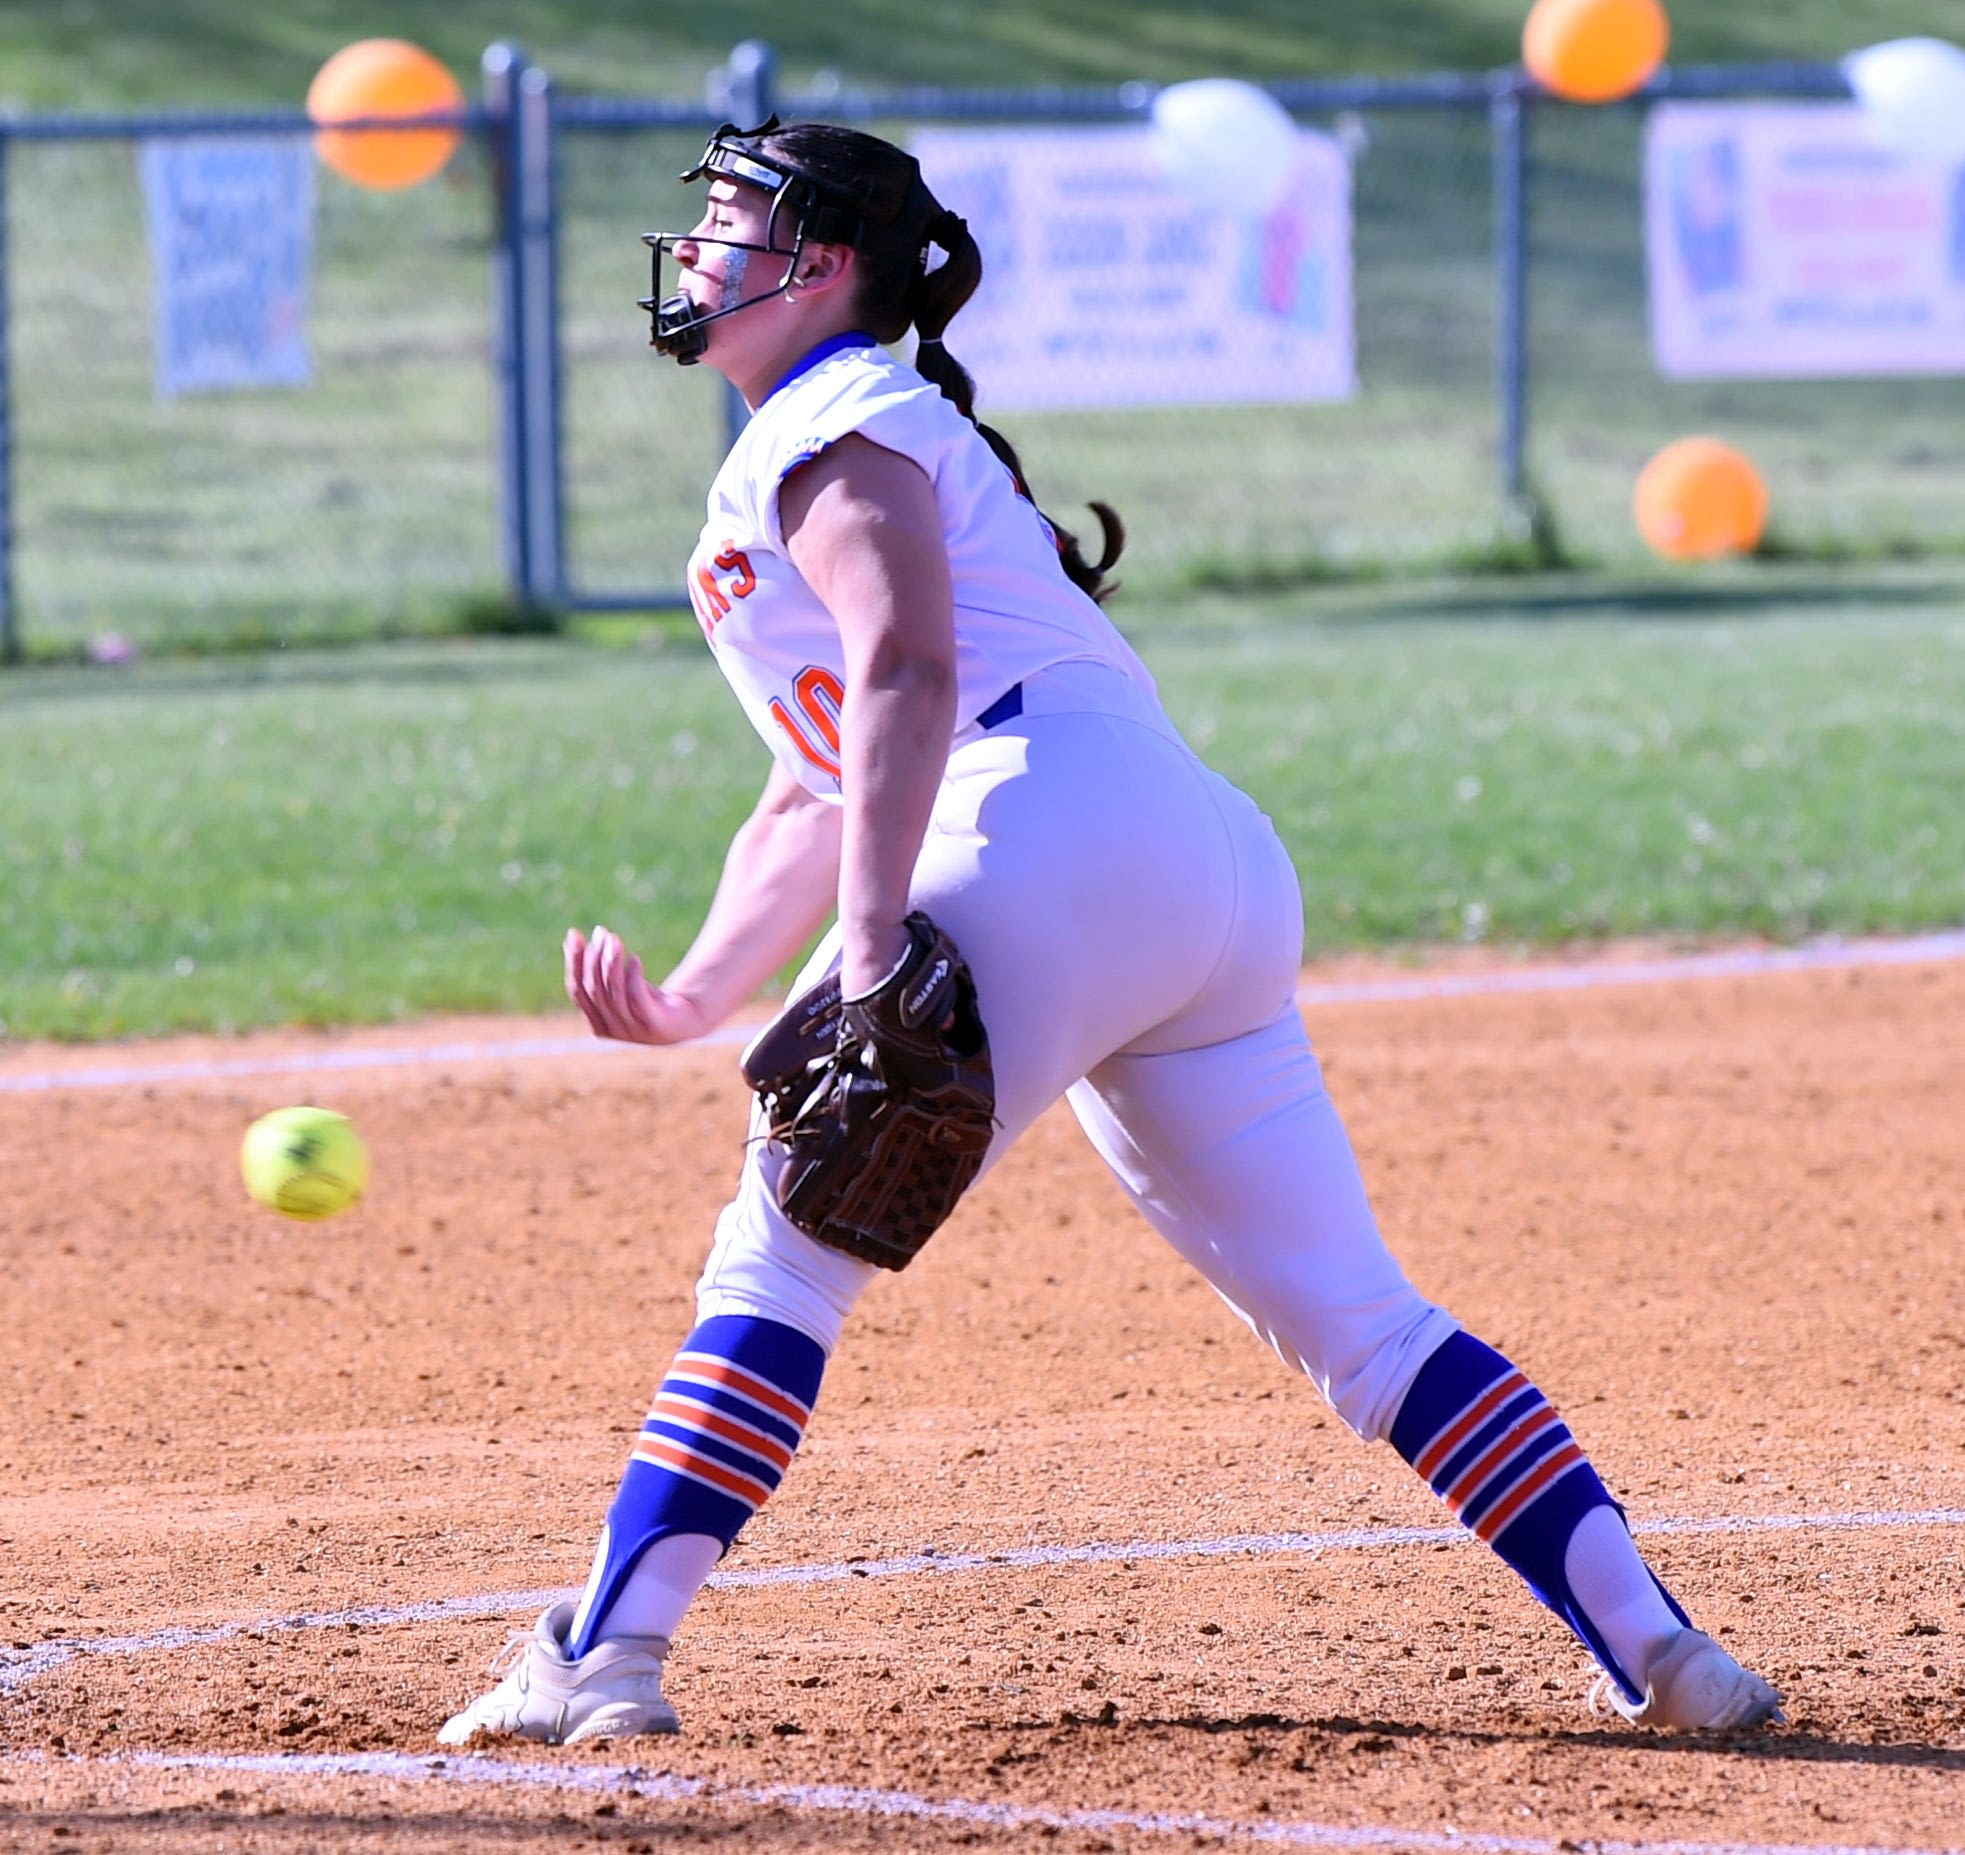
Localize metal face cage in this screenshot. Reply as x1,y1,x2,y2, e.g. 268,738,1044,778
638,118,870,363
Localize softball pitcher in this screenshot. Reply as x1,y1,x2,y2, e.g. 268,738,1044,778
441,119,1782,1745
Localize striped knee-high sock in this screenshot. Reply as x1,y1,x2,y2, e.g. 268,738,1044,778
568,1313,824,1657
1388,1330,1688,1699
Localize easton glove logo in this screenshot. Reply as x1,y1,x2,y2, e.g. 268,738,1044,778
904,958,951,1027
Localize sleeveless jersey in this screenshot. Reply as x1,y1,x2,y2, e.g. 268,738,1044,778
684,334,1158,799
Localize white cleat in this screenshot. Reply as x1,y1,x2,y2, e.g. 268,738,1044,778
1590,1627,1785,1731
437,1601,680,1746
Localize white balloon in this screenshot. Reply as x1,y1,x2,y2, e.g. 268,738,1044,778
1843,37,1965,164
1149,78,1302,216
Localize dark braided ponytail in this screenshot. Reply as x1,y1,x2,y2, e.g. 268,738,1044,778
758,123,1126,605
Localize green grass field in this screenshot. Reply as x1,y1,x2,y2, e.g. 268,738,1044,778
6,577,1962,1041
3,3,1962,1044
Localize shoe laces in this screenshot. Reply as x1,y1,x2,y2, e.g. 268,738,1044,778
1586,1671,1631,1720
484,1628,534,1681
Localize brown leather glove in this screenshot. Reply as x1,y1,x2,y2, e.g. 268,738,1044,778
740,912,996,1270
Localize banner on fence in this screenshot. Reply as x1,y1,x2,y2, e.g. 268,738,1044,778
1646,101,1965,378
908,124,1354,410
140,137,315,398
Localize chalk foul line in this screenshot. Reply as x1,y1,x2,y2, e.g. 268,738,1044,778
6,1504,1961,1697
0,1748,1952,1855
5,930,1963,1096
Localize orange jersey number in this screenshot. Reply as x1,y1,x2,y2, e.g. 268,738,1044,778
770,665,846,781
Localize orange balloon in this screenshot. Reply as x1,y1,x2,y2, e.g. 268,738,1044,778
1633,437,1768,561
1523,0,1670,103
307,39,463,190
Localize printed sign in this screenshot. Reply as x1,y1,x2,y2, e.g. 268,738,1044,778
908,124,1354,410
1646,101,1965,378
140,137,314,397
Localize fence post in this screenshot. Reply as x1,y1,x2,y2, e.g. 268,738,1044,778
484,41,533,606
0,124,17,665
518,63,563,607
720,40,777,450
1490,73,1531,522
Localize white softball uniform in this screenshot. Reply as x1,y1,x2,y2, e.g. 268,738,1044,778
684,333,1157,794
686,335,1454,1441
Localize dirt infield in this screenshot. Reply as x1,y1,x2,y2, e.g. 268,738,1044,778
4,945,1964,1852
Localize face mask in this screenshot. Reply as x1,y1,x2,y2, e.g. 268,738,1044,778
639,118,868,364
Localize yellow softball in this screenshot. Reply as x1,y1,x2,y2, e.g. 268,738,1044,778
240,1105,369,1221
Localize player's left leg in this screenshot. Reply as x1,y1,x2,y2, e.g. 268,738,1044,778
438,1127,880,1745
443,699,1261,1743
435,1300,833,1745
1070,1008,1782,1730
557,1133,887,1648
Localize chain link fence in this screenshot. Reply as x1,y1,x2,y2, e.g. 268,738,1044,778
1,49,1957,660
2,116,504,656
1524,98,1965,562
552,97,1505,603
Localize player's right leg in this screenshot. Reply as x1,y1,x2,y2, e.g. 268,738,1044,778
1071,1006,1782,1733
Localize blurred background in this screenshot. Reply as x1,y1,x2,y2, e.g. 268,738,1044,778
3,1,1963,1039
4,0,1964,653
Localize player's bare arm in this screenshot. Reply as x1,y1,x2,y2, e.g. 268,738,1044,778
564,760,841,1045
780,431,957,996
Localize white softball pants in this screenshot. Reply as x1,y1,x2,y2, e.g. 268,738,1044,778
694,661,1455,1442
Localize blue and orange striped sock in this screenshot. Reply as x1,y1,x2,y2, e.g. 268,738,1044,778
568,1313,824,1658
1388,1330,1688,1700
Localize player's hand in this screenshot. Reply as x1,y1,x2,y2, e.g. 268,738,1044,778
564,926,711,1046
840,917,917,998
